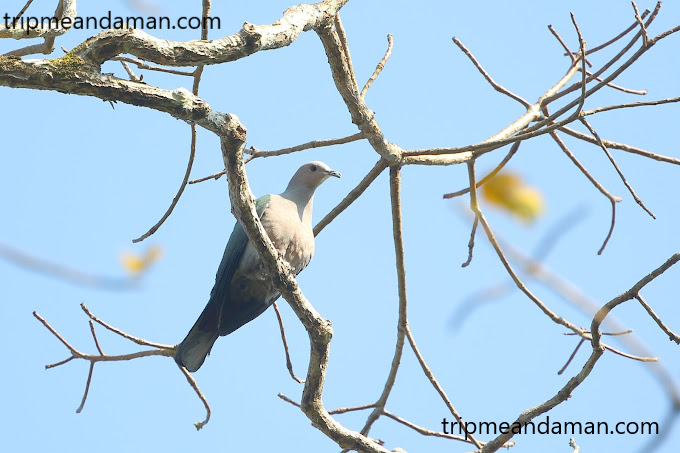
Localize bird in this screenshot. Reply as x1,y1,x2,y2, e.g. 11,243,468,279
175,161,341,372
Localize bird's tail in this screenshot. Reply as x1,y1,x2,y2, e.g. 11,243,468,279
175,305,220,372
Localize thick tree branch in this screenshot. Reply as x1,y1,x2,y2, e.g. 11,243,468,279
55,1,349,67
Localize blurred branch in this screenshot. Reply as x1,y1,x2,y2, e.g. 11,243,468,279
0,241,138,290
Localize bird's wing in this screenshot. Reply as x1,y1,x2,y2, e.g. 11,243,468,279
175,195,271,372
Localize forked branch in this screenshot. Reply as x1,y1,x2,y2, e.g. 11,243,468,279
33,304,212,429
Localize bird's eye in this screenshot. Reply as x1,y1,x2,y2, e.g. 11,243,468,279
310,164,318,172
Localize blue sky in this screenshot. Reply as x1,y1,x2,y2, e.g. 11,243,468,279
1,1,679,452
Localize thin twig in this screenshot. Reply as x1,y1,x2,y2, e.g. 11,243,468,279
559,126,680,165
583,97,680,116
570,13,588,115
405,324,482,449
34,308,177,415
15,0,35,20
35,305,211,425
545,4,663,106
584,70,646,95
360,34,393,98
443,139,521,199
329,403,376,415
403,56,584,160
548,24,580,64
314,159,388,236
46,355,76,369
89,321,105,355
558,338,586,375
457,202,680,406
131,120,198,244
33,311,82,356
81,303,173,349
191,133,364,184
278,393,301,408
482,253,680,452
188,169,226,184
110,56,196,76
273,302,305,383
466,161,582,333
632,2,649,48
119,60,141,82
383,410,478,445
452,37,531,108
549,24,646,95
599,342,657,362
547,131,620,255
462,216,478,268
357,166,408,437
180,365,211,430
585,8,650,55
76,362,95,413
636,294,680,344
132,0,212,242
245,132,364,163
579,117,655,219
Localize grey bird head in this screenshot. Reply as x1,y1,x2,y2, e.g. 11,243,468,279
285,161,341,192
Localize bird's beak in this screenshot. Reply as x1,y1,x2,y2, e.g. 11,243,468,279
326,170,342,179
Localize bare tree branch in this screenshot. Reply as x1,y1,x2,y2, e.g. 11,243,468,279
273,301,305,383
547,130,620,254
635,294,680,345
5,2,678,451
314,158,388,236
356,166,409,438
406,324,482,449
132,124,198,243
443,139,521,199
111,56,196,77
452,37,530,108
481,254,680,452
579,117,656,219
360,33,393,98
583,96,680,115
189,133,364,184
559,126,680,165
246,132,364,162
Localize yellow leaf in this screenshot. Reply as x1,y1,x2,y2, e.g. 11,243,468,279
120,245,163,275
481,172,545,223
